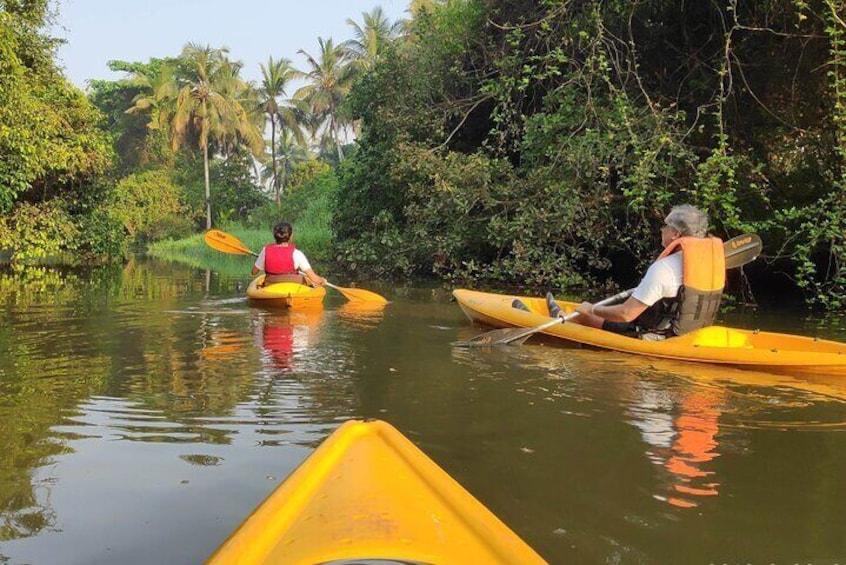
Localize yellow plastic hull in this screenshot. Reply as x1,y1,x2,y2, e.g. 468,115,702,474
246,276,326,309
207,420,548,565
453,289,846,377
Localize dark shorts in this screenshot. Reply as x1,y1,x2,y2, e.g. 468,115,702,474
601,320,640,337
601,320,668,341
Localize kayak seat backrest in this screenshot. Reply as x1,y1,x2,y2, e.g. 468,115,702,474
689,326,751,348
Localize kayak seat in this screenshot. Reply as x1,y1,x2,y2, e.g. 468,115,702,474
688,326,751,348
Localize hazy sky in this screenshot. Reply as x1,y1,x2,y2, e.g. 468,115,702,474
51,0,409,89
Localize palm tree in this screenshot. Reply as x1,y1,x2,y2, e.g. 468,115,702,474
256,57,305,206
295,37,356,162
259,129,311,196
127,61,178,133
343,7,404,71
171,43,264,229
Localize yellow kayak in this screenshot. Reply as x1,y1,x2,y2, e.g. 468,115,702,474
453,288,846,377
207,420,548,565
246,276,326,309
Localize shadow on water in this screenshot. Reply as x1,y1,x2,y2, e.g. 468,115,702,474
0,260,845,564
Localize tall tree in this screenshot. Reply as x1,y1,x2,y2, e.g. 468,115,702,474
256,56,304,206
260,129,311,196
295,37,355,162
123,60,178,170
171,43,264,229
343,7,404,71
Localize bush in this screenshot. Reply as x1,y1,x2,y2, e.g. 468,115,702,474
109,169,192,242
0,201,80,263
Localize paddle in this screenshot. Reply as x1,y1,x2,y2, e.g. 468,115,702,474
203,229,389,304
458,289,635,347
456,232,763,348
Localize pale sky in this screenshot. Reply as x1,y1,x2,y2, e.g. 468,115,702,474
50,0,410,89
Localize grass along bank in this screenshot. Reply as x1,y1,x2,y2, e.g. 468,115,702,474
148,222,331,279
147,171,336,276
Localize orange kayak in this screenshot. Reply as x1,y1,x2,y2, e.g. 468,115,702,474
454,288,846,377
246,276,325,309
207,420,548,564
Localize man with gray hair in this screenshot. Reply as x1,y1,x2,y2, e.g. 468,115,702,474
546,204,725,340
664,203,708,238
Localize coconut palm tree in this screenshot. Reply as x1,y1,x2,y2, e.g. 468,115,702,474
172,43,264,229
259,129,311,196
127,61,178,133
295,37,355,162
343,7,404,71
256,57,306,206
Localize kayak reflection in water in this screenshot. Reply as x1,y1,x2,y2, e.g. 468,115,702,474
626,379,722,508
251,221,326,288
547,204,725,341
258,315,294,369
252,309,323,371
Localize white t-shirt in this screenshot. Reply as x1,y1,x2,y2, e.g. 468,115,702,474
254,246,312,273
631,253,683,307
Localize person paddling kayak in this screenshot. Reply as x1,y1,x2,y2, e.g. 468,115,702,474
251,221,326,287
545,204,725,341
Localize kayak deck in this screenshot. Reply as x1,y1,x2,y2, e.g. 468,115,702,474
207,420,548,564
453,289,846,377
246,276,326,309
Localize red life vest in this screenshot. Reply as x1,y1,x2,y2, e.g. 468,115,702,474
264,244,298,275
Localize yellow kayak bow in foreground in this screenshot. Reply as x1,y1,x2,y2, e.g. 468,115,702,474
207,420,548,564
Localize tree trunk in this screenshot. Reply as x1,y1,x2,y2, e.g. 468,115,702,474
281,156,288,198
204,142,212,230
332,116,344,162
271,117,280,207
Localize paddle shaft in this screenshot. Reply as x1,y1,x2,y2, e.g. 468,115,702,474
507,289,633,344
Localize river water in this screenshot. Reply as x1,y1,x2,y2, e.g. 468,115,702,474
1,258,845,564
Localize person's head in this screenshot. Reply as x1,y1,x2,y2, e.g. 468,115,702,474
272,221,293,244
662,204,708,246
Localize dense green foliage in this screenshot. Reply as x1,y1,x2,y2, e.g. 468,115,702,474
336,0,846,305
0,5,114,262
111,169,193,242
3,1,845,306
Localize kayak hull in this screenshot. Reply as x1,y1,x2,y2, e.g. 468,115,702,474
207,420,548,565
246,276,325,309
453,289,846,377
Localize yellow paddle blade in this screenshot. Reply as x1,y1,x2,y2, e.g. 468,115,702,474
204,229,256,256
326,282,388,304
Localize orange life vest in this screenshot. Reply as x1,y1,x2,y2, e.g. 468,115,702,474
657,236,725,335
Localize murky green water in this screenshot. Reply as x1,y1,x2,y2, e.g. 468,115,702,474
1,258,845,564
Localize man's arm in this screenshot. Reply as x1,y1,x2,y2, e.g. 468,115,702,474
591,296,648,322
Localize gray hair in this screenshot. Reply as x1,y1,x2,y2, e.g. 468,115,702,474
664,204,708,237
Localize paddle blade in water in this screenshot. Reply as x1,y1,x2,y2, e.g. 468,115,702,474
204,230,256,256
327,283,388,304
454,323,560,348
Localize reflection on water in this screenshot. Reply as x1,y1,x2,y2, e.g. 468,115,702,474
336,300,387,330
624,379,722,508
251,307,324,372
1,263,846,564
453,342,846,523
